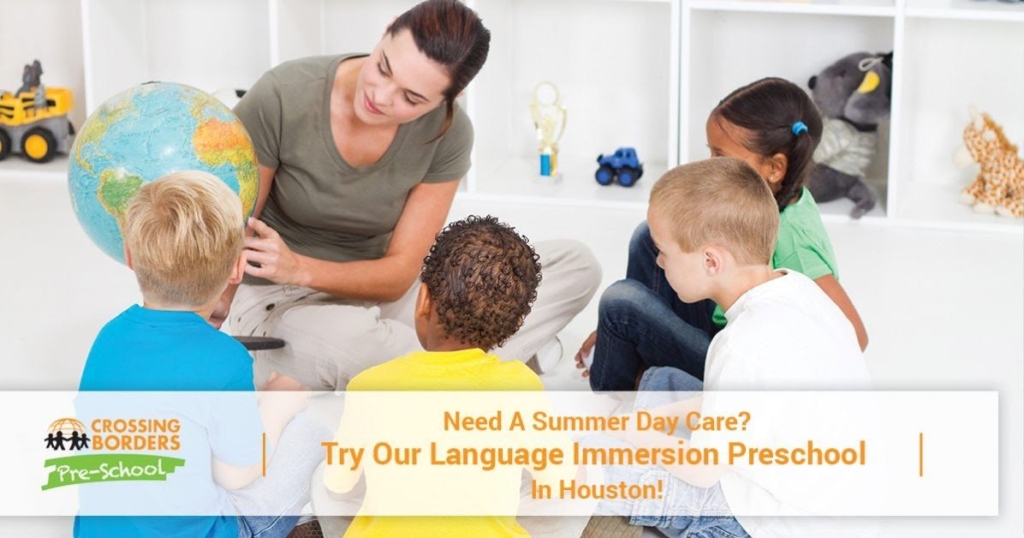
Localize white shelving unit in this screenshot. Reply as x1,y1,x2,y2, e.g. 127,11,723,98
906,0,1024,22
81,0,272,113
681,2,895,221
0,0,86,129
0,156,71,183
679,0,1023,233
1,0,1020,234
465,0,676,209
687,0,896,17
895,10,1024,232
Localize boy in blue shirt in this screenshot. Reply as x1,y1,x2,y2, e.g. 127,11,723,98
77,171,327,538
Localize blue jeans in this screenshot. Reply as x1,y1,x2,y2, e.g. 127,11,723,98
590,222,721,391
234,414,331,538
598,367,749,538
237,514,298,538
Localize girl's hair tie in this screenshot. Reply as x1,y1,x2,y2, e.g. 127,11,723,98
791,121,808,136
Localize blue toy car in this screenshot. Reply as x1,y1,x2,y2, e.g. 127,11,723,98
595,147,643,187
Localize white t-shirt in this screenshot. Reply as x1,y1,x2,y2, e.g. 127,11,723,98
704,269,869,392
703,270,873,538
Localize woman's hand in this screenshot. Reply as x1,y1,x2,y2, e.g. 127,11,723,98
243,217,308,286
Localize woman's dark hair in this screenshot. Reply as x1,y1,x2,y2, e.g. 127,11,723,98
420,215,542,351
712,77,823,210
388,0,490,139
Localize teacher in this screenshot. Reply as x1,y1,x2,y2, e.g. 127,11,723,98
217,0,600,390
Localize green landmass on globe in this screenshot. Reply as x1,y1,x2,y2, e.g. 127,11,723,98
68,82,258,264
97,169,143,228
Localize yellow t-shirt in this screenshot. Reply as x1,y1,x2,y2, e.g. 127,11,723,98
330,348,548,538
346,348,544,392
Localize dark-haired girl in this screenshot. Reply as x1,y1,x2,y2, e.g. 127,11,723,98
219,0,600,390
581,77,868,391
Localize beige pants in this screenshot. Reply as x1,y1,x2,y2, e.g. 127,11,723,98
228,240,601,390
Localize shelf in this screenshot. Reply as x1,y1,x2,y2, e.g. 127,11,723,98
0,156,70,182
906,0,1024,22
895,181,1023,233
503,0,673,3
816,181,889,220
0,0,87,128
687,0,896,17
464,156,664,209
4,0,1017,239
896,16,1024,209
469,0,673,194
683,9,894,171
278,0,678,66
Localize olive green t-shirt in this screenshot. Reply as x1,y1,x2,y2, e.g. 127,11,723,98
234,55,473,284
712,187,839,327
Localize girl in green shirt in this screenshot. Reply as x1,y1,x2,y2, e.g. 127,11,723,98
582,78,868,390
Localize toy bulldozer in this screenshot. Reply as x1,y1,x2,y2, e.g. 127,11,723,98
0,60,74,164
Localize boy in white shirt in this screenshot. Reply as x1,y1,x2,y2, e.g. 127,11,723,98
604,157,870,538
645,156,868,394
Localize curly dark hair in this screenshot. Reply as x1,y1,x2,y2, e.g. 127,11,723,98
420,215,542,351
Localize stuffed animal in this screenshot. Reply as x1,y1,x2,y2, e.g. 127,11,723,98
958,107,1024,218
807,52,892,219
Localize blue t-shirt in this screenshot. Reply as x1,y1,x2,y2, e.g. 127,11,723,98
75,305,263,538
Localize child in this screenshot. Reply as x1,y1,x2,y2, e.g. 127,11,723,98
580,77,868,390
76,171,326,538
322,215,576,537
600,158,870,538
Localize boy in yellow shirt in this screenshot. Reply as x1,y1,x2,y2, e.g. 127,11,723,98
324,215,573,537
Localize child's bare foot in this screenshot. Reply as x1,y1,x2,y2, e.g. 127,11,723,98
574,330,597,378
261,372,311,414
262,371,308,391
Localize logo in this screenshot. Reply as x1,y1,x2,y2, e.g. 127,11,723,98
45,418,90,451
41,416,186,491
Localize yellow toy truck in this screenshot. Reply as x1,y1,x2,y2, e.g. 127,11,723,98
0,60,74,164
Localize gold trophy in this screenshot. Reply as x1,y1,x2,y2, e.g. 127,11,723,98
530,82,567,181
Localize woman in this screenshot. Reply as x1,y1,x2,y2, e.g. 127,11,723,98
218,0,600,390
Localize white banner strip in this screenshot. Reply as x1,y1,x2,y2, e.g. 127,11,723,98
0,391,997,518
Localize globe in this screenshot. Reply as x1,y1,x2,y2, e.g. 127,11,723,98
68,82,258,264
48,418,86,436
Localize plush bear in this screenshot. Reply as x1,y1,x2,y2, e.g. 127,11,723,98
807,52,892,219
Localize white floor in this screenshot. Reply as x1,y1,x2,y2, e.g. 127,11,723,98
1,178,1022,536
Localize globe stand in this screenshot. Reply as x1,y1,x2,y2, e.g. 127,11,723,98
234,336,286,351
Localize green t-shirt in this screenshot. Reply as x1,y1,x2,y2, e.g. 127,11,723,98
712,187,839,327
234,55,473,284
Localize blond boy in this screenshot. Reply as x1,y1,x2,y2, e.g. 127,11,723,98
77,172,326,538
122,171,248,319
